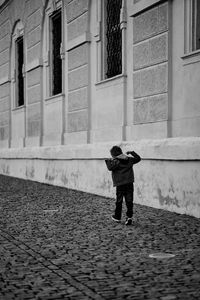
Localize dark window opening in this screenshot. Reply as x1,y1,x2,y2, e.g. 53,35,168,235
105,0,122,79
16,36,24,106
192,0,200,51
51,10,62,95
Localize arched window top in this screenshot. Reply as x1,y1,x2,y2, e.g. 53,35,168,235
45,0,62,16
43,0,63,98
11,20,25,108
12,20,24,41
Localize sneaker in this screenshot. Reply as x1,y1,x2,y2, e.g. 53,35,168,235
125,218,132,225
111,215,121,222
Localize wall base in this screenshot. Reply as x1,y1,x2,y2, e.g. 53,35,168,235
0,137,200,218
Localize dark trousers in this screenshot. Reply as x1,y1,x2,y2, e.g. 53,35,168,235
114,183,134,219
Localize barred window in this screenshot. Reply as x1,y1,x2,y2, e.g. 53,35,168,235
191,0,200,51
103,0,122,79
16,36,24,106
51,10,62,95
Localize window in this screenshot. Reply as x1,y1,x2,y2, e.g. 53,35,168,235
15,36,24,106
185,0,200,54
50,9,62,96
191,0,200,51
102,0,122,79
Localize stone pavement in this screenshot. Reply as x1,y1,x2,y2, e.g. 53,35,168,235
0,175,200,300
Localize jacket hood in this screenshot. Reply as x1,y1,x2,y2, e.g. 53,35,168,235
115,154,128,160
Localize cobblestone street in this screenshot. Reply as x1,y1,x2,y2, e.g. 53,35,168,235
0,175,200,300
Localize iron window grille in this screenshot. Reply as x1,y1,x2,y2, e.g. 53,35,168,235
51,10,62,96
105,0,122,79
16,36,24,106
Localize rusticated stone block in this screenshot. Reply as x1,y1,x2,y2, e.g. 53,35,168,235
27,85,41,104
27,43,40,63
27,26,41,48
133,3,168,44
67,12,88,41
0,49,9,66
25,0,42,15
133,71,141,98
68,65,88,91
133,7,158,43
0,34,9,53
149,93,168,122
133,98,149,124
27,67,41,88
140,63,168,97
0,97,9,112
0,82,9,98
0,62,9,80
26,9,42,33
67,0,89,23
149,33,168,65
68,109,88,132
133,41,149,70
158,2,168,32
68,87,88,112
0,6,9,25
0,20,10,40
68,43,88,71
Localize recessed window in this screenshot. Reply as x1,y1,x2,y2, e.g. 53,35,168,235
191,0,200,51
50,10,62,96
15,36,24,106
102,0,122,79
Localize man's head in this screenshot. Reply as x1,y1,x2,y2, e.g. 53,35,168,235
110,145,122,158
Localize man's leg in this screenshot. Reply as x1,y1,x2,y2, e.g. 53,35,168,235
125,183,134,219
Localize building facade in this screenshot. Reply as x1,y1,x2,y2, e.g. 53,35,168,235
0,0,200,217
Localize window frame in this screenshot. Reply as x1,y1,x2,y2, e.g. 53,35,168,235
184,0,200,54
11,22,25,109
15,36,24,107
43,0,64,100
101,0,122,80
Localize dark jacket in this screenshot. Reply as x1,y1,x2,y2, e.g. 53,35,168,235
105,151,141,187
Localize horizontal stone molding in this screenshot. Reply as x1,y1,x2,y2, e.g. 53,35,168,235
26,58,43,72
130,0,165,17
66,32,91,51
1,138,200,161
0,76,9,85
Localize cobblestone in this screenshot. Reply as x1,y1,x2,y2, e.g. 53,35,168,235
0,175,200,299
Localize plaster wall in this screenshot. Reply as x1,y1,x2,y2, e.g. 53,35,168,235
171,0,200,137
91,76,125,142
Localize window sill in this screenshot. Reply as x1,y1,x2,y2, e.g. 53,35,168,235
12,105,25,112
45,93,64,104
95,74,127,88
181,49,200,66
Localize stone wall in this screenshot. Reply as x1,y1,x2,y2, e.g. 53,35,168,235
66,0,90,144
25,0,43,139
0,4,10,147
132,2,169,138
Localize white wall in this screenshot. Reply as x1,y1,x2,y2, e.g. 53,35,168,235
0,137,200,218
